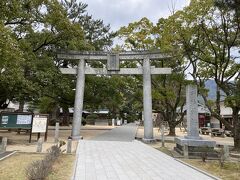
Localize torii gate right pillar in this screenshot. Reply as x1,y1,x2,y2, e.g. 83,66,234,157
143,58,154,141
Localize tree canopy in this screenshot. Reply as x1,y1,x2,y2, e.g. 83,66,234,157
1,0,240,150
0,0,115,117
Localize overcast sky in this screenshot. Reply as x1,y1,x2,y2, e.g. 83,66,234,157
81,0,190,31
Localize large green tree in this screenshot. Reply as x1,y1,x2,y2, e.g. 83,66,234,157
59,0,118,118
0,0,87,112
118,18,187,135
0,0,116,124
162,0,240,149
0,23,25,108
215,0,240,18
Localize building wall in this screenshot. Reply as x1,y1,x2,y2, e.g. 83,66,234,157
210,117,221,128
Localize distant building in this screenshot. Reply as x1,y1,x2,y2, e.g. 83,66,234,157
178,103,211,128
211,101,240,129
0,101,30,112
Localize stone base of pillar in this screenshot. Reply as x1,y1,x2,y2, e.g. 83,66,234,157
175,137,217,158
71,136,83,140
142,138,156,144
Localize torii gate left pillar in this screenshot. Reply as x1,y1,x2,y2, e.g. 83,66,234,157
57,51,172,141
72,59,85,139
143,58,153,140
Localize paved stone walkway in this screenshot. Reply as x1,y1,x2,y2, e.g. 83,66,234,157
91,123,138,141
73,140,215,180
73,124,216,180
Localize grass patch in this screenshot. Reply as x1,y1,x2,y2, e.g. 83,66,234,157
152,143,240,180
47,154,75,180
156,147,173,157
151,142,177,157
0,153,44,180
0,153,75,180
183,159,240,180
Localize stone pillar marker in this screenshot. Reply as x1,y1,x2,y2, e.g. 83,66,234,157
1,137,7,152
120,118,123,125
223,145,229,159
175,84,216,157
36,138,43,152
67,138,72,153
54,122,59,143
112,119,115,127
161,125,165,147
183,144,188,158
186,85,200,139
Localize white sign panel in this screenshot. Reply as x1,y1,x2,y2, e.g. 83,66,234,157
16,115,32,125
2,116,8,124
32,117,47,133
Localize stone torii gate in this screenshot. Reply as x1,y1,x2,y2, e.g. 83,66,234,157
57,51,172,141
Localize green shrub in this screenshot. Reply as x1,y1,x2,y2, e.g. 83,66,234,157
86,114,99,119
26,145,62,180
85,114,99,125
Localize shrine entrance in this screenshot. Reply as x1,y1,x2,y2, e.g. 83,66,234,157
57,51,171,141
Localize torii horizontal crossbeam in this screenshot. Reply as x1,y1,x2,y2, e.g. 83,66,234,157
60,67,172,75
57,50,171,60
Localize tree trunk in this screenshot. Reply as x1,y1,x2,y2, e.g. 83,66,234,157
18,100,24,112
168,122,176,136
233,107,240,151
216,85,221,115
62,107,70,126
51,105,59,124
167,112,178,136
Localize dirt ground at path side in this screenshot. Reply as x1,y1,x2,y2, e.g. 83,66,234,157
136,126,234,146
0,125,114,153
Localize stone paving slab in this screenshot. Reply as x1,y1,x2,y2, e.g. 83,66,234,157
73,140,215,180
0,151,13,159
91,123,138,142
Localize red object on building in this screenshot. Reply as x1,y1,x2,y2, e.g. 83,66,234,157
198,114,210,127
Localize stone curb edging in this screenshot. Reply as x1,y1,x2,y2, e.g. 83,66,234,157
136,140,220,180
175,159,221,180
71,140,81,180
230,153,240,158
0,151,17,161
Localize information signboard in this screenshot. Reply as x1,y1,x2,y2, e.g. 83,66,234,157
32,117,48,133
0,112,33,129
0,112,49,143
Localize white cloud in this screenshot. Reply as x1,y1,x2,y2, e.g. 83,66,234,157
81,0,190,31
